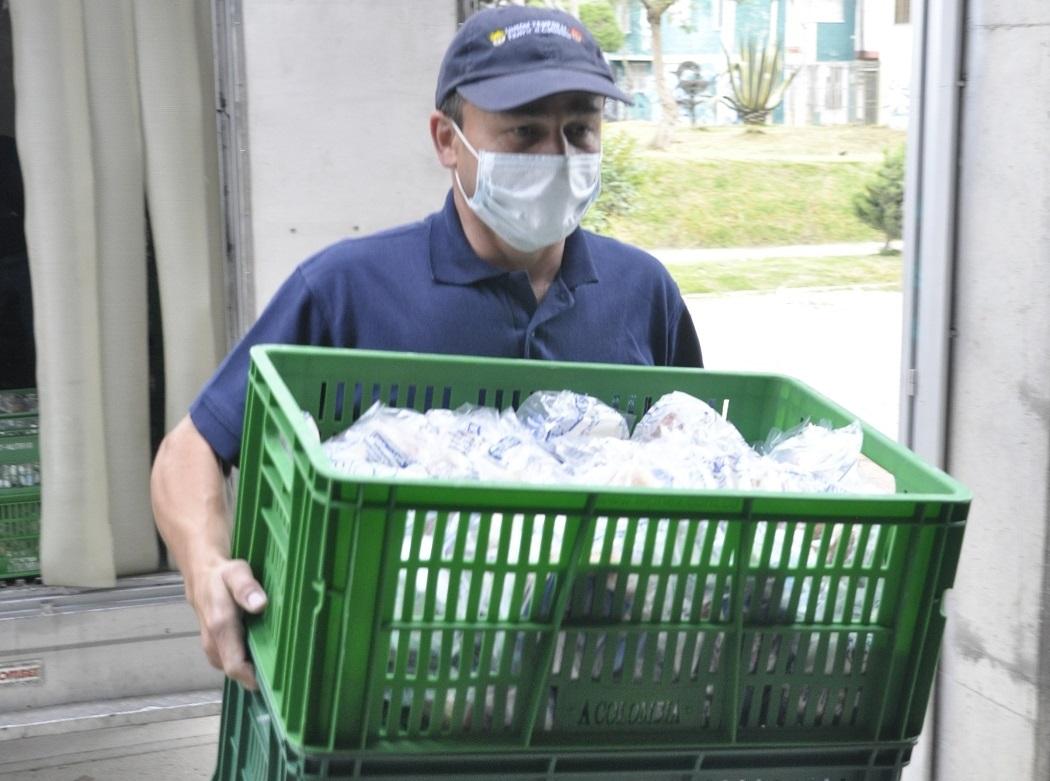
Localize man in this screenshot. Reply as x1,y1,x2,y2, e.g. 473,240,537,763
151,5,702,691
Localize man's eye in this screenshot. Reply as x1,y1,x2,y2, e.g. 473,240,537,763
566,125,597,145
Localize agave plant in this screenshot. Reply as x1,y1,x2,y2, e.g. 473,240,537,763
722,36,799,126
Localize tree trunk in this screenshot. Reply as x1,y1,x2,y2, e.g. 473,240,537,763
645,3,677,149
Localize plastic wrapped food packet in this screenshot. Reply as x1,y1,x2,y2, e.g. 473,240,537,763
0,462,40,488
517,390,628,442
760,420,863,482
843,453,896,494
746,457,849,494
0,417,38,435
426,404,563,483
631,391,750,456
316,391,887,496
416,406,506,480
555,434,750,490
301,410,321,445
752,419,889,494
0,390,38,414
321,402,432,477
552,437,676,488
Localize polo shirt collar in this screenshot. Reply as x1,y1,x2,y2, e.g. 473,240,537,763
429,191,599,290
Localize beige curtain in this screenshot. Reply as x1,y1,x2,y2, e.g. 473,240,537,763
10,0,225,586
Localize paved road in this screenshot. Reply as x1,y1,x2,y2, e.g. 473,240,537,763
686,287,903,439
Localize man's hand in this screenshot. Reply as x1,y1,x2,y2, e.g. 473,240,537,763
188,558,268,690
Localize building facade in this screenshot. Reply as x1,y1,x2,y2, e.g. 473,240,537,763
605,0,911,128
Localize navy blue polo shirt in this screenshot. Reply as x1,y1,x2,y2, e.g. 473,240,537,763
190,192,702,464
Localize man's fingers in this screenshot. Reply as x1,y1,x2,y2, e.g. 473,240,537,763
224,657,259,691
207,599,259,690
192,559,263,691
220,559,268,614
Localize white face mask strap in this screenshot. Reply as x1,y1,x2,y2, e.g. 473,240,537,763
449,121,480,203
450,121,480,161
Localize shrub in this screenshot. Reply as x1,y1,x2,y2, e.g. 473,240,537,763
579,1,626,53
853,145,905,252
722,37,799,126
582,131,645,235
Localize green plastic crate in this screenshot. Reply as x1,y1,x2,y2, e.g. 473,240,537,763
0,427,40,579
230,346,969,775
0,487,40,579
215,677,912,781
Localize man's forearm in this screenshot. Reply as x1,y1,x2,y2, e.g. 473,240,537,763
151,415,231,594
150,414,266,688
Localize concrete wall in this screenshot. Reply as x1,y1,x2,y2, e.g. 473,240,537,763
241,0,454,314
938,0,1050,777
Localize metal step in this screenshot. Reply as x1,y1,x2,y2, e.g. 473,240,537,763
0,573,223,713
0,688,222,741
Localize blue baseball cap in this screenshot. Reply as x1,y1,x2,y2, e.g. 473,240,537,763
436,6,632,113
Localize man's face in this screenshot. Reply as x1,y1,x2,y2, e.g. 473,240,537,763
454,91,603,196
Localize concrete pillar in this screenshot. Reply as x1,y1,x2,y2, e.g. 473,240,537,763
937,0,1050,777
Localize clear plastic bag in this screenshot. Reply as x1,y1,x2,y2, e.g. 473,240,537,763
760,419,862,481
321,403,432,477
631,391,750,455
316,391,887,496
517,390,629,442
752,419,873,494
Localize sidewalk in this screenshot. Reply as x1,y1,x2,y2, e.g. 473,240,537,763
651,240,900,265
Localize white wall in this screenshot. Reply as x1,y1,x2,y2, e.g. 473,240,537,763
241,0,454,314
938,0,1050,777
779,0,911,128
879,23,912,129
857,0,912,129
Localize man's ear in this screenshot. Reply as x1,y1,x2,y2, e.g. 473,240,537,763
430,111,458,170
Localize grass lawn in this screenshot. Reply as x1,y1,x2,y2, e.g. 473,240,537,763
587,123,907,250
608,158,883,248
666,254,903,295
612,123,906,164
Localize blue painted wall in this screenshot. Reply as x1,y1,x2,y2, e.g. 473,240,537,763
621,0,786,56
622,0,721,57
816,0,857,61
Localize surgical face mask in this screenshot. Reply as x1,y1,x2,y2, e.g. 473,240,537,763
451,122,602,253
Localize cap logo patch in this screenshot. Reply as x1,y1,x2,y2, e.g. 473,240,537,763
487,19,585,47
